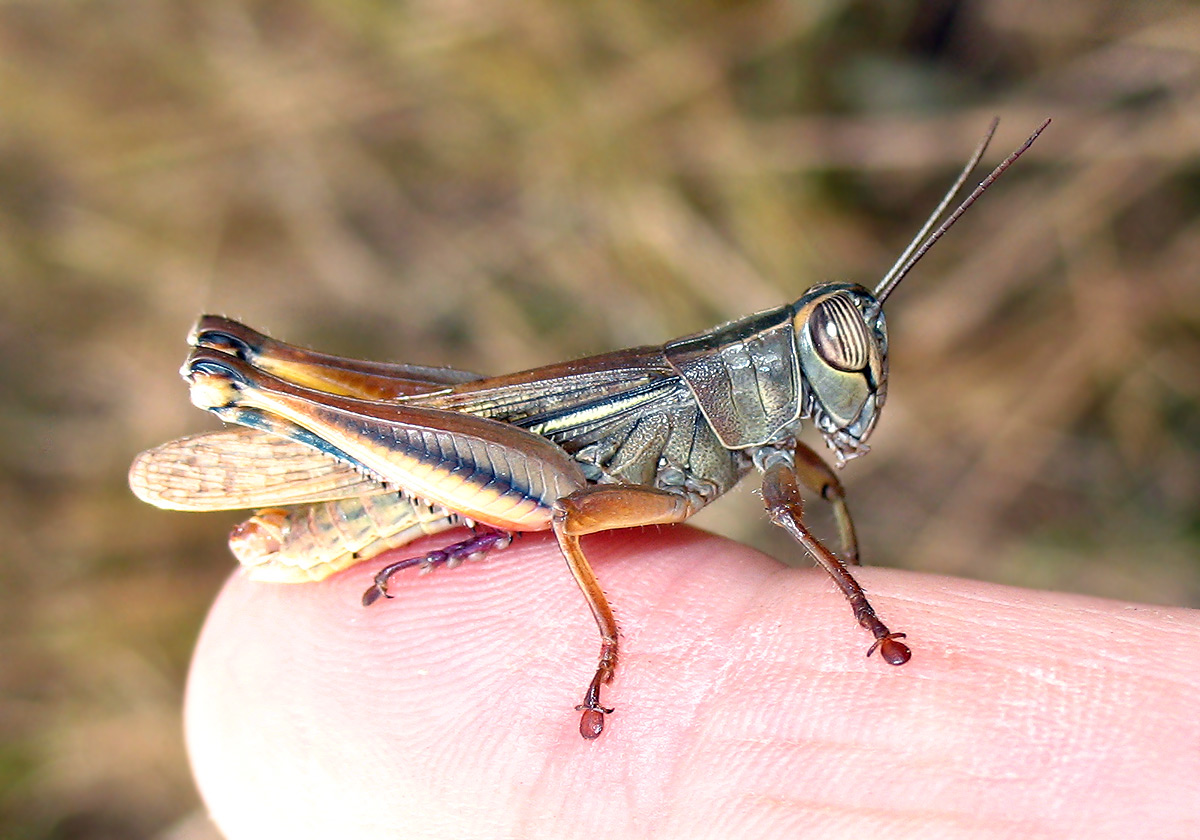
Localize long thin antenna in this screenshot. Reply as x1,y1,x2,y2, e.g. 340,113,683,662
871,117,1051,306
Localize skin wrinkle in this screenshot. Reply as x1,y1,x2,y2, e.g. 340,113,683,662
607,529,738,832
680,532,832,828
512,533,624,838
751,796,1047,840
913,589,1169,668
1093,605,1195,635
661,565,903,830
697,744,979,838
652,542,768,833
792,583,1156,825
400,552,547,835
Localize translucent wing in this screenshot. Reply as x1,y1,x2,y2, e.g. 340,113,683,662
129,427,384,511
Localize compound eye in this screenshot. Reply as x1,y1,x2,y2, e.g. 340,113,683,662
809,294,871,372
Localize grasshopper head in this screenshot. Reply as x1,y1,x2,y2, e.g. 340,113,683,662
792,282,887,465
785,119,1050,465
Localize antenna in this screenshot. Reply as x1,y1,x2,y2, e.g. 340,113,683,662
871,117,1051,307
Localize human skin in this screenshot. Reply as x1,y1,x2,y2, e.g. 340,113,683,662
186,526,1200,840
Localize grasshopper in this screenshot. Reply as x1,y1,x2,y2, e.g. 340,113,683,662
131,118,1048,739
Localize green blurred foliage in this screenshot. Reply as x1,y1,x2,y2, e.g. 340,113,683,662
0,1,1197,836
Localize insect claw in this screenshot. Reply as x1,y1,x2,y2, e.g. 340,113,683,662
579,710,604,739
575,704,614,740
866,632,911,665
361,584,388,607
573,658,616,740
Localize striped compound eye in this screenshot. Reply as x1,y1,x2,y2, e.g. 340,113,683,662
809,293,871,372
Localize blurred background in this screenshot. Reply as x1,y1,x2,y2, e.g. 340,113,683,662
1,0,1197,836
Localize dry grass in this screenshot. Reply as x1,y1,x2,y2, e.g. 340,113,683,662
1,1,1197,836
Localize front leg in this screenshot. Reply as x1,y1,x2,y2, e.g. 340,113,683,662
552,485,697,739
759,449,911,666
791,441,860,565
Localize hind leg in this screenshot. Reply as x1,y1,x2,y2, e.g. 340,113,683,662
361,527,514,606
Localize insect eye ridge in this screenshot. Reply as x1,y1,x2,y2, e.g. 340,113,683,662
809,293,871,372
